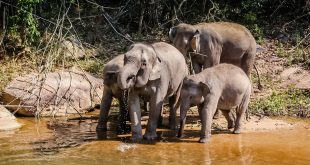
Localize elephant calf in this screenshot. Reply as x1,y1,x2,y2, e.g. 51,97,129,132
96,54,130,134
178,64,251,143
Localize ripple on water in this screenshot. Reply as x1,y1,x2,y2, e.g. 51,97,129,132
116,143,137,152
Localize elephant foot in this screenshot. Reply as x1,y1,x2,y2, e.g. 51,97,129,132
143,132,158,140
233,128,241,134
198,137,209,143
131,134,143,143
96,129,108,140
177,133,184,138
96,123,107,131
227,122,235,129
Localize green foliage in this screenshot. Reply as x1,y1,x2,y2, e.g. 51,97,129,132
275,35,308,66
0,55,37,92
250,87,310,117
9,0,43,45
77,59,104,76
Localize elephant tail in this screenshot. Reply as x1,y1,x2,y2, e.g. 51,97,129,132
240,85,252,121
254,64,263,91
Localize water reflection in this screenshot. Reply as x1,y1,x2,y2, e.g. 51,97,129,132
0,117,309,164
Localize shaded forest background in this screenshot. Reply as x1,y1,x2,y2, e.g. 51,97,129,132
0,0,309,117
0,0,309,51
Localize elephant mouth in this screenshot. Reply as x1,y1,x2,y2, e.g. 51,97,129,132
126,74,136,87
127,74,135,82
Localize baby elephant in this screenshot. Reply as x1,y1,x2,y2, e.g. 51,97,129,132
96,54,130,134
178,64,251,143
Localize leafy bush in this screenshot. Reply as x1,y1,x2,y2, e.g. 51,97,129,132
250,87,310,117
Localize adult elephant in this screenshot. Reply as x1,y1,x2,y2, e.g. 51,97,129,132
117,42,188,141
96,54,150,135
169,22,256,77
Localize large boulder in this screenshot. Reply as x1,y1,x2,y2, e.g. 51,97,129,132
0,105,21,131
2,71,104,116
60,39,85,59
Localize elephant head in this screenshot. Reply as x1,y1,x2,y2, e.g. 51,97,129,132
117,43,161,90
178,77,210,137
169,23,196,56
189,29,222,57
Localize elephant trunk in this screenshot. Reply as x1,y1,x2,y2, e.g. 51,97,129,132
118,63,138,90
169,27,176,43
135,67,151,88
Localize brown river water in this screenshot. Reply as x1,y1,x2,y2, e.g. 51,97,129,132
0,116,310,165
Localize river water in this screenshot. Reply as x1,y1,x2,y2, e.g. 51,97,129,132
0,117,309,165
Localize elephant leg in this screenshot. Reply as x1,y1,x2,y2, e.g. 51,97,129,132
221,110,235,129
157,101,164,128
234,95,250,134
128,90,143,142
192,61,202,74
177,103,187,138
178,98,192,138
143,100,149,112
144,92,164,140
96,88,113,131
197,104,203,121
199,96,219,143
168,95,177,130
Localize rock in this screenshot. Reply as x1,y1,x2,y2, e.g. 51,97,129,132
60,39,85,59
280,67,310,89
2,71,104,116
0,105,16,120
256,44,266,53
0,105,22,131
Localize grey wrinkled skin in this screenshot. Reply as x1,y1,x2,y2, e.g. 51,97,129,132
117,42,188,141
169,22,256,77
177,64,252,143
96,54,130,134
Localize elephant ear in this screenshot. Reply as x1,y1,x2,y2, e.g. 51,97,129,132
104,71,119,86
149,57,161,81
199,81,211,95
169,27,177,43
205,30,223,66
190,30,200,52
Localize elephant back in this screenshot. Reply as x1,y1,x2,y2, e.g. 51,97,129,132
151,42,189,95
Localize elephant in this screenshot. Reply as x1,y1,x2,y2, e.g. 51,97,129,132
96,54,131,134
169,22,256,77
177,64,252,143
117,42,188,141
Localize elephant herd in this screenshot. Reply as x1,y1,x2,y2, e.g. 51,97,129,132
96,22,256,143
